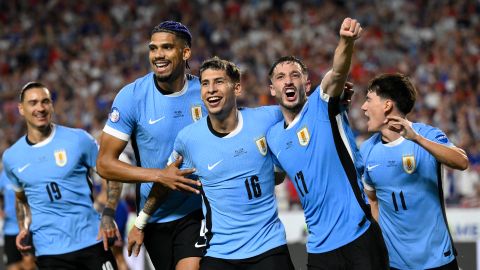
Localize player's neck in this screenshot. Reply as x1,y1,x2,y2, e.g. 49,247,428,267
209,108,239,134
380,128,402,143
155,74,186,94
281,105,302,126
27,123,53,144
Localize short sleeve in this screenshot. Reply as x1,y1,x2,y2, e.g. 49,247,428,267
103,86,137,141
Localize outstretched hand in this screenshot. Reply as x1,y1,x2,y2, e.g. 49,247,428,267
339,17,362,40
154,155,201,194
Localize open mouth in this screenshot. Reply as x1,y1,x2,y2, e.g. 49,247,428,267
153,61,170,71
284,87,296,101
206,96,222,106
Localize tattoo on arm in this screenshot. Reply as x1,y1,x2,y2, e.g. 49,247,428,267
143,183,169,215
105,180,123,210
15,192,31,230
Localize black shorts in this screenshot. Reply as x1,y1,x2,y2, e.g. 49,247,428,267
143,209,205,270
391,258,458,270
200,244,295,270
307,220,389,270
4,234,22,265
36,242,117,270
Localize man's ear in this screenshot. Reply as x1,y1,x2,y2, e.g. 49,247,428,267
305,79,312,94
234,83,242,96
183,47,191,61
18,103,25,117
269,84,276,97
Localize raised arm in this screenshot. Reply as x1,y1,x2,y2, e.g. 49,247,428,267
15,191,32,253
321,18,362,98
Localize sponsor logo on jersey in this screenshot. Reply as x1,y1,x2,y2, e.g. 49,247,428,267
402,155,416,174
109,107,120,123
297,127,310,146
191,105,203,122
54,149,67,167
255,137,267,156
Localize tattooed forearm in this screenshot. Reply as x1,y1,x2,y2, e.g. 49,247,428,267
143,183,169,215
105,180,123,210
15,191,31,230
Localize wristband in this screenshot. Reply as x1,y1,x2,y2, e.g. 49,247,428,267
102,207,116,218
134,210,151,230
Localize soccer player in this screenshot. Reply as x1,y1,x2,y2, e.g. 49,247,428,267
2,82,117,269
266,18,389,269
0,170,36,270
96,21,206,270
360,73,468,269
133,56,294,270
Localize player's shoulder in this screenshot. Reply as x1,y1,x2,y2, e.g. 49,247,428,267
243,105,282,122
413,122,449,143
360,133,381,154
117,72,154,96
177,116,207,141
2,135,28,161
56,125,95,143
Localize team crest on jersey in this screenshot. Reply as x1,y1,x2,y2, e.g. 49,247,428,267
402,155,416,174
191,105,203,122
54,149,67,167
297,127,310,146
255,137,268,156
109,107,120,123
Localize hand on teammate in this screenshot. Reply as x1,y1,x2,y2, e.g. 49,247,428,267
155,155,201,194
340,82,354,107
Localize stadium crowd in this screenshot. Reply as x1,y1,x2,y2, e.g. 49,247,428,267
0,0,479,208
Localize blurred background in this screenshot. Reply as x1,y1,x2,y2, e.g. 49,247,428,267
0,0,479,269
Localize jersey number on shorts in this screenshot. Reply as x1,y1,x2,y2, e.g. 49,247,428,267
294,171,309,197
391,191,407,211
245,175,262,200
46,182,62,202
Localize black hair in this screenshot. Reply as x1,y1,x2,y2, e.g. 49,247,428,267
367,73,417,115
199,56,241,83
268,55,308,79
20,81,48,102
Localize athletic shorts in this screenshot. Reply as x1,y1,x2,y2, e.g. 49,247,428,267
391,258,459,270
4,234,22,265
36,242,117,270
200,244,295,270
144,209,205,270
307,220,389,270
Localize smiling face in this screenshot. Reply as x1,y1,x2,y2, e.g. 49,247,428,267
269,61,310,113
148,32,191,83
361,90,388,132
19,87,54,130
200,68,241,119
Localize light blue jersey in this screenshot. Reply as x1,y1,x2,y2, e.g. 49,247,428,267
361,123,455,269
267,87,370,254
0,170,19,236
171,107,286,259
2,125,101,256
104,73,206,223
